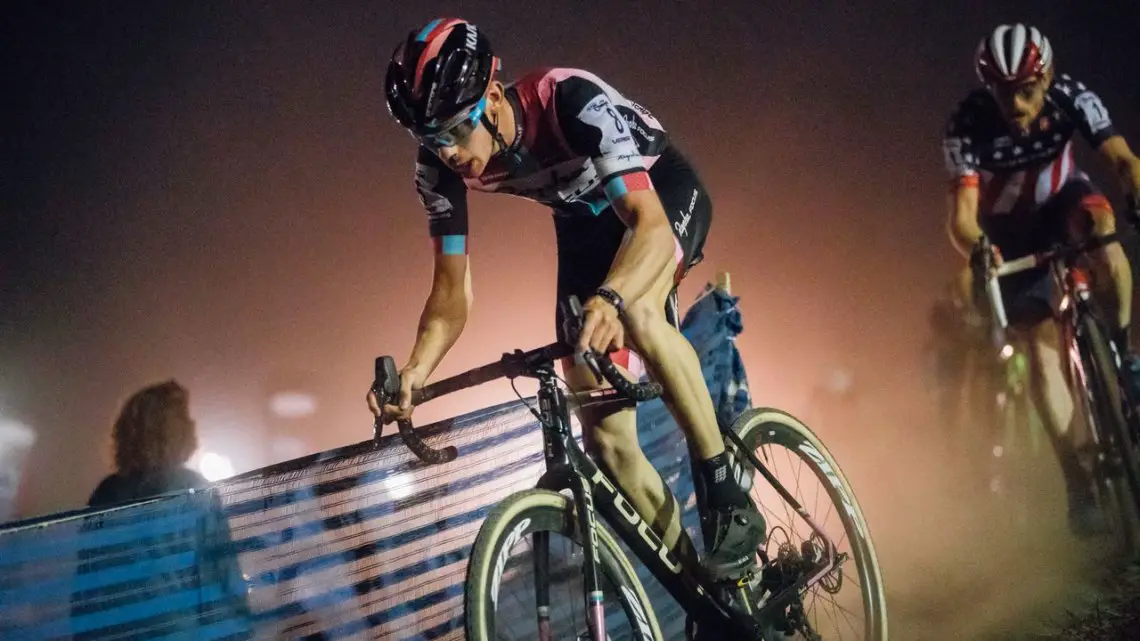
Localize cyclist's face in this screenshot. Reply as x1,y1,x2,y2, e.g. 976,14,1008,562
428,83,505,179
990,67,1053,134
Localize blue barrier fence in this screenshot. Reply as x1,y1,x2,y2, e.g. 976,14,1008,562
0,286,752,640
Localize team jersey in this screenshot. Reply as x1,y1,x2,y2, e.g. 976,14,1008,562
413,68,670,253
941,73,1117,216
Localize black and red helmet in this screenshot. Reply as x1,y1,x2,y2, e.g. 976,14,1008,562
384,18,500,135
975,23,1054,86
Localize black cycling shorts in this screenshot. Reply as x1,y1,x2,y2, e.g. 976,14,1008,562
980,178,1108,327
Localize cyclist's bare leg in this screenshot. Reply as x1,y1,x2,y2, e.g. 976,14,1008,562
563,255,726,558
1025,317,1099,524
565,254,760,577
620,269,726,463
621,256,764,576
564,362,698,563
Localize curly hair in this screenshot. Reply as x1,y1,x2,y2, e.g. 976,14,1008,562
111,380,198,476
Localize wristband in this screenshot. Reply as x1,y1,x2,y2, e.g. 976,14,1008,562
594,286,625,315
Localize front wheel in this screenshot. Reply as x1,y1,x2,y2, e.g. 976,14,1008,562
730,408,888,641
465,489,664,641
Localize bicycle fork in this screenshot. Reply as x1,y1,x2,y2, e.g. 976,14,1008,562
532,523,607,641
574,474,609,640
531,375,611,641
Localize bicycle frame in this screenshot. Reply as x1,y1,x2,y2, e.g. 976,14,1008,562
509,352,845,638
987,238,1110,391
523,360,761,638
377,336,849,638
984,237,1123,473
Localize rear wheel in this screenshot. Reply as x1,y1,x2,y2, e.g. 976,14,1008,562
730,408,888,640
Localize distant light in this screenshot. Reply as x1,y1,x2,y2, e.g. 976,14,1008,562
383,472,416,500
992,445,1004,458
824,368,853,394
198,452,235,481
999,344,1014,361
269,391,318,419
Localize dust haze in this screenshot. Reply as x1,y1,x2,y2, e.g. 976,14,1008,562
6,2,1140,638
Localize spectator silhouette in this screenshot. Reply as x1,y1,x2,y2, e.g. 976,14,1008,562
88,380,208,507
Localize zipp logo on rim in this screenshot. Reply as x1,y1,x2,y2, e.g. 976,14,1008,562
620,584,655,640
798,442,870,542
490,517,531,606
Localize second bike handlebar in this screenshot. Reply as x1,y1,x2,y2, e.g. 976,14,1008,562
981,227,1135,349
372,295,663,464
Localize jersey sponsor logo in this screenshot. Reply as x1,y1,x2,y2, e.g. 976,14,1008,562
480,168,511,183
942,137,970,174
673,188,698,237
626,119,658,145
628,100,653,118
1074,92,1111,133
485,157,600,204
415,162,453,215
580,95,626,134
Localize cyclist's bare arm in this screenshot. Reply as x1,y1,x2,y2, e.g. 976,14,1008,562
946,178,982,259
1098,135,1140,215
602,190,676,305
406,252,472,378
370,252,472,419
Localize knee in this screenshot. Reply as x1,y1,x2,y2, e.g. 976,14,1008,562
587,422,640,473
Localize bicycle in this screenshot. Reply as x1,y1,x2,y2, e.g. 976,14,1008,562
958,305,1045,521
371,296,887,640
978,229,1140,551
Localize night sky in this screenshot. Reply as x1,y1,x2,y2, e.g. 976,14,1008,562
5,0,1140,533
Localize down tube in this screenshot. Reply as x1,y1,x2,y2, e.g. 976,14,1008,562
569,449,753,635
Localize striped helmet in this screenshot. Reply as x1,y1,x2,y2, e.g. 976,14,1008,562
975,24,1053,85
384,18,499,136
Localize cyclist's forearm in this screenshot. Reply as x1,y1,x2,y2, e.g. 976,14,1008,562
405,292,469,377
603,212,675,306
947,186,982,258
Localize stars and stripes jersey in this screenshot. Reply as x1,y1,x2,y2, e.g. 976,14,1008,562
941,74,1117,216
414,68,670,252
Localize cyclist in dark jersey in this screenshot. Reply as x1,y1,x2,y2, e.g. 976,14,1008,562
942,23,1140,535
365,18,763,582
